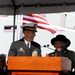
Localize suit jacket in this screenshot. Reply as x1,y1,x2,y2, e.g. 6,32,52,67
0,65,11,75
48,49,75,69
8,38,41,56
48,49,75,75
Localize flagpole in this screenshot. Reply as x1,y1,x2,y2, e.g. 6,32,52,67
11,0,17,42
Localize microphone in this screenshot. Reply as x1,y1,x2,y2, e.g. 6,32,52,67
41,45,46,47
47,44,49,47
41,44,54,50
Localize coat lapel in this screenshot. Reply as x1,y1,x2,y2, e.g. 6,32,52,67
19,38,31,56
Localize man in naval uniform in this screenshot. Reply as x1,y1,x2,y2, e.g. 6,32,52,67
8,23,41,56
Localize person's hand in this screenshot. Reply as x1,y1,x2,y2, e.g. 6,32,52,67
46,54,49,57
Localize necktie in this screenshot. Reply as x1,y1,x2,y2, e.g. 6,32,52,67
1,67,4,72
27,43,29,48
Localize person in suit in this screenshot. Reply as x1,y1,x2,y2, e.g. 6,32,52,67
46,34,75,75
8,23,41,56
0,54,11,75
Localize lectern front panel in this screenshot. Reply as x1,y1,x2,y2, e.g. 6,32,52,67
12,72,59,75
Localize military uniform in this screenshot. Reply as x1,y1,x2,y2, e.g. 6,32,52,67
8,38,41,56
8,23,41,56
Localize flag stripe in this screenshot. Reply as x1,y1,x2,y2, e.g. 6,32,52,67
22,14,56,34
23,18,49,25
23,14,49,25
37,26,56,34
26,14,49,22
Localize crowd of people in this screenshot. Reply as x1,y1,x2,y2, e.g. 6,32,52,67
0,23,75,75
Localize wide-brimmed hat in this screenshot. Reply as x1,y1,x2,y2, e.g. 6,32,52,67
0,54,6,62
21,23,37,32
51,34,71,47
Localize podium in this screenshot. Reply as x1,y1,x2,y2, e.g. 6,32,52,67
8,57,71,75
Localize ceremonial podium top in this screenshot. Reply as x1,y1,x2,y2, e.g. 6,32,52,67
8,56,71,71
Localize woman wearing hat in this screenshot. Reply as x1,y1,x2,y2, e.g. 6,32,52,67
46,34,75,75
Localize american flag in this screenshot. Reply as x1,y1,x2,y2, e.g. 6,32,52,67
22,14,56,34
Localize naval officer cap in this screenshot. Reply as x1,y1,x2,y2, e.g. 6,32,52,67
21,23,37,32
0,54,6,62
